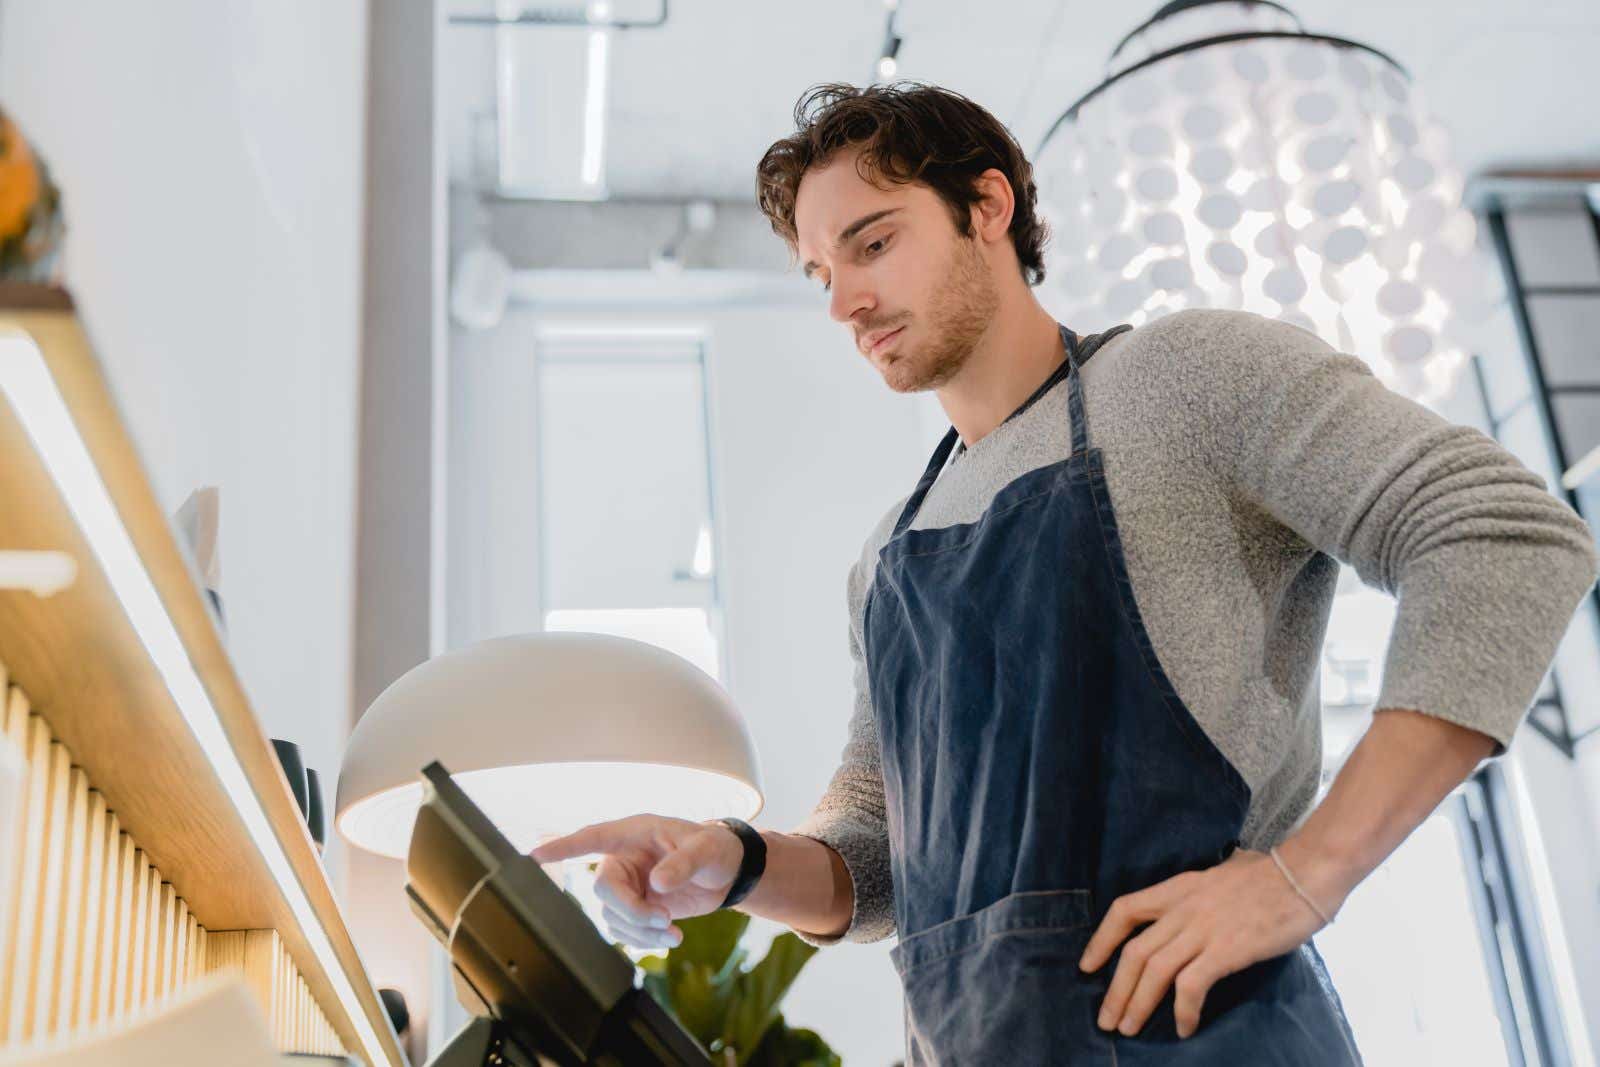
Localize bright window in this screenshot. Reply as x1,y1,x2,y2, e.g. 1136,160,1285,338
535,328,724,682
1315,568,1554,1065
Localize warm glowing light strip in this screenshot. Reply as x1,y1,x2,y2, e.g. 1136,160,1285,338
0,331,388,1066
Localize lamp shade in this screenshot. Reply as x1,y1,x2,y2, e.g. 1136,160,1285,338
335,632,764,859
1036,0,1503,404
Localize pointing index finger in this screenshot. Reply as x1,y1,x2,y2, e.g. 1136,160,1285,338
531,821,629,862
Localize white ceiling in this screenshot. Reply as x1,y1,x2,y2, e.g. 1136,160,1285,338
446,0,1600,201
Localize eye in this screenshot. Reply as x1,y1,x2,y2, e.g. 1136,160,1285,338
865,235,890,256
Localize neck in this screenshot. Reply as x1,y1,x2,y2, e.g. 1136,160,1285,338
934,287,1065,447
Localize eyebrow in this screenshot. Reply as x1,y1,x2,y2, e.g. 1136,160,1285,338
801,209,902,279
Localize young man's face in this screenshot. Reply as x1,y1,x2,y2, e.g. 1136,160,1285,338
794,148,1000,394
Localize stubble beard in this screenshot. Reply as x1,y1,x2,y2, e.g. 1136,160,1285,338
880,235,1000,394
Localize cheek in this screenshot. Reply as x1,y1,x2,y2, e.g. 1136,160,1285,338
880,244,939,309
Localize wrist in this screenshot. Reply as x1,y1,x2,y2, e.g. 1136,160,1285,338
709,816,767,909
1275,833,1362,918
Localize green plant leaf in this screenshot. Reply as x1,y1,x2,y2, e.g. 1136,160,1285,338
746,1015,842,1067
673,910,751,974
723,934,819,1063
668,961,737,1045
635,913,837,1066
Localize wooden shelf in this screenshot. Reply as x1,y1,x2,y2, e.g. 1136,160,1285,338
0,284,406,1065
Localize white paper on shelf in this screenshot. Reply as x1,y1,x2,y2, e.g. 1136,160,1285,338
0,974,281,1067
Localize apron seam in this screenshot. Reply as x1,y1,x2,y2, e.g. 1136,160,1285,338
898,886,1094,940
893,921,1097,976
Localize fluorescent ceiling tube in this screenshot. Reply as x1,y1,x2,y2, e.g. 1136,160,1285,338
581,28,610,188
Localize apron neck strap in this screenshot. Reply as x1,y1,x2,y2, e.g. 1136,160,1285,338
893,426,960,538
889,322,1132,537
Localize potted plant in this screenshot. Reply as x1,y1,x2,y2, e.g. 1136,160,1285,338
635,909,842,1066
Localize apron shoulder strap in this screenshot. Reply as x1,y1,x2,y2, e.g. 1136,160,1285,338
1066,323,1134,455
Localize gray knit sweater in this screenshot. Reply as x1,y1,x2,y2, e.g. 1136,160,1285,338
791,307,1598,947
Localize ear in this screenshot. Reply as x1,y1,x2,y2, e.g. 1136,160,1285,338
970,168,1016,245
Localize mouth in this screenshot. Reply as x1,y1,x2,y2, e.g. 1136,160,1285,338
863,327,905,358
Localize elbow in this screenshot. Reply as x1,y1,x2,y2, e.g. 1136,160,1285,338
1540,533,1597,625
1556,510,1599,608
1579,531,1599,594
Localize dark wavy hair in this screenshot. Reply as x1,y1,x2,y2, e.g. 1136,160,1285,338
755,82,1049,286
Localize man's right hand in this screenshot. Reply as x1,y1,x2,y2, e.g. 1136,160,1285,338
531,814,744,950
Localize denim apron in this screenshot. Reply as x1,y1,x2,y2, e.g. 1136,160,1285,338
863,324,1363,1064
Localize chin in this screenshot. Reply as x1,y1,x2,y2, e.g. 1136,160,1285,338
879,364,940,394
877,346,959,394
874,356,922,393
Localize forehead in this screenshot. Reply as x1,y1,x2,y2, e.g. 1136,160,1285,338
794,151,915,261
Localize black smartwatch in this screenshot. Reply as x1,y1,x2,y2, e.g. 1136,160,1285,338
712,817,767,910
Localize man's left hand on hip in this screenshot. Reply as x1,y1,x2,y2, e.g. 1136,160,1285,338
1078,848,1332,1040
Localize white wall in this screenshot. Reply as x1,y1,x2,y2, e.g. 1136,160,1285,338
447,280,934,1065
0,0,369,878
707,303,931,1066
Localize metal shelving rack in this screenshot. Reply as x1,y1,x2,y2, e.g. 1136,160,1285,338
1469,174,1600,758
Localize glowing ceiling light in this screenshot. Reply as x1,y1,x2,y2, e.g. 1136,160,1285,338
1036,0,1502,403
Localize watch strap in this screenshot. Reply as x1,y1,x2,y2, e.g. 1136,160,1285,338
713,817,766,910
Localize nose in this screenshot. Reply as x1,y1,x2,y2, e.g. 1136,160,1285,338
828,266,874,326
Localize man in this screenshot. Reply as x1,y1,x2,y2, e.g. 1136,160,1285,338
533,83,1597,1062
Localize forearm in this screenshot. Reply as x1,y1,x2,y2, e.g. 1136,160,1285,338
732,830,854,940
1278,706,1497,915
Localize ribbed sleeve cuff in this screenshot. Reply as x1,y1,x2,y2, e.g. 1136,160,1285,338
789,817,896,946
1376,539,1598,755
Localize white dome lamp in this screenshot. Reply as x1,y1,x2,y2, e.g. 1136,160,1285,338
335,633,764,860
1036,0,1503,404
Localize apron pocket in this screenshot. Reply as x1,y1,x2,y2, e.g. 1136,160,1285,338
889,887,1094,977
1107,946,1363,1065
890,890,1115,1066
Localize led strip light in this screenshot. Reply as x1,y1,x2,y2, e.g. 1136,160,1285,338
0,330,389,1066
